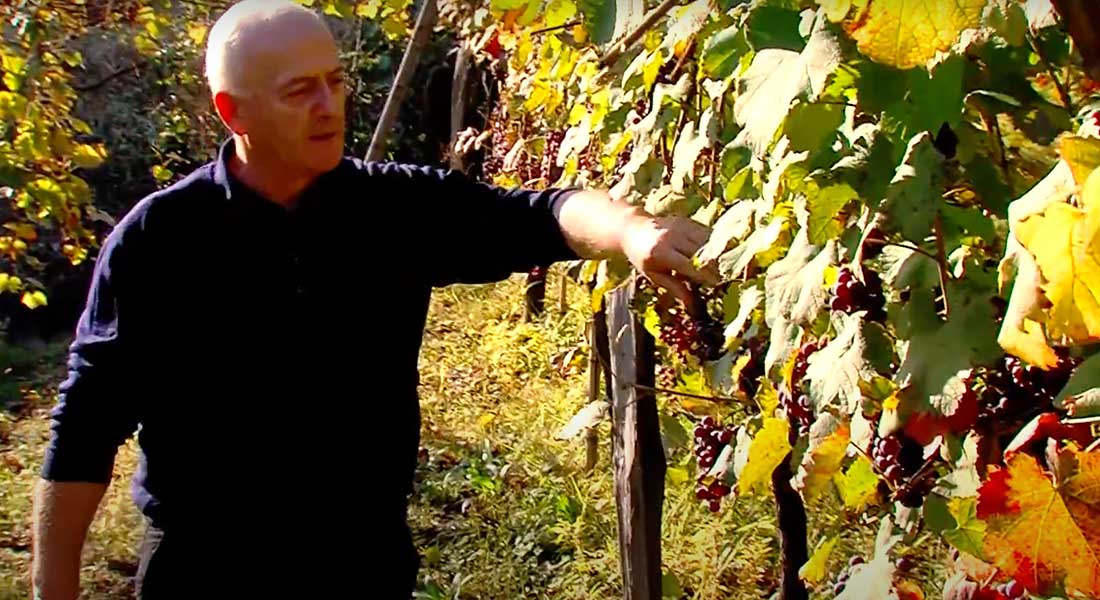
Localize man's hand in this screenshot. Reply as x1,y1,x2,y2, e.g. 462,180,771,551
619,213,720,307
553,190,720,306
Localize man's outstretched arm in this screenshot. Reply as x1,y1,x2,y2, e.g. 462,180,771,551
553,189,719,305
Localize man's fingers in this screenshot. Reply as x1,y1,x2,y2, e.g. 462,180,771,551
678,219,711,246
661,246,720,287
647,272,692,307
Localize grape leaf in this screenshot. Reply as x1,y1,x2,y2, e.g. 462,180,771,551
978,450,1100,597
764,231,835,329
806,183,857,245
746,5,805,52
784,101,845,155
983,0,1027,46
719,215,789,278
1058,135,1100,188
833,454,879,511
1055,353,1100,408
724,284,763,343
818,0,851,23
699,201,755,266
935,432,981,498
943,497,987,558
879,133,942,244
733,24,842,155
895,281,1000,416
843,0,986,70
662,0,712,55
799,535,839,585
671,108,717,193
909,54,966,132
1015,170,1100,346
807,312,872,414
738,417,792,496
794,417,850,501
701,25,749,79
578,0,642,45
998,161,1076,367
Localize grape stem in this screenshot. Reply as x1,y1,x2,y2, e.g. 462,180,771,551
933,214,952,319
860,238,939,263
847,440,898,494
1026,30,1076,116
530,20,582,36
598,0,683,67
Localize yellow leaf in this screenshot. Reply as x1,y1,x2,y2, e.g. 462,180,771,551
187,24,208,46
151,165,173,182
0,92,27,119
833,454,879,511
844,0,986,69
818,0,851,22
755,377,779,417
0,273,8,291
737,417,791,496
1016,176,1100,345
477,413,495,428
71,143,107,169
21,290,47,310
798,424,850,501
1058,136,1100,189
799,535,839,584
643,50,664,90
572,24,587,44
4,223,37,241
381,13,409,39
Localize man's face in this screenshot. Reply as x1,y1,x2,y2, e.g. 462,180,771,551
236,20,346,175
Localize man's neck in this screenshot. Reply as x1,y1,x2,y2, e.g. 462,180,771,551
228,140,314,207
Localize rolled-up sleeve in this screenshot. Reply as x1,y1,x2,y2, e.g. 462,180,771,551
41,224,141,484
365,162,581,286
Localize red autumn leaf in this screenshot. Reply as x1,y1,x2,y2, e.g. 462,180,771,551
1003,412,1095,458
977,449,1100,597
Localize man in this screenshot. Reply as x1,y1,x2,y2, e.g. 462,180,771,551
31,2,716,598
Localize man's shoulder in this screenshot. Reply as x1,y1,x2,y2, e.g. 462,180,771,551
337,155,456,184
106,162,220,246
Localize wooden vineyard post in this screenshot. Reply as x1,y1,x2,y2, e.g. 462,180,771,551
772,452,809,600
607,277,665,600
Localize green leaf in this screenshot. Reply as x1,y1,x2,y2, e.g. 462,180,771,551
854,60,909,115
152,165,173,182
984,0,1028,46
799,535,840,584
879,133,942,244
924,495,958,534
724,165,752,202
733,26,842,155
492,0,527,9
963,155,1011,218
702,25,748,80
895,282,1000,416
738,417,791,495
909,54,966,131
784,102,844,154
545,0,577,27
1055,353,1100,406
746,6,805,52
578,0,643,46
942,497,986,558
807,183,856,245
833,455,879,511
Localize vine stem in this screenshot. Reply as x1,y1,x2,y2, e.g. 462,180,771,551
598,0,682,68
933,215,952,319
861,238,940,263
1027,31,1076,116
530,20,581,36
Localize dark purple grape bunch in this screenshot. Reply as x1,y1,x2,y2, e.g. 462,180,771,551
657,364,678,389
830,267,886,322
541,130,565,184
778,340,821,437
872,433,930,507
694,417,734,512
614,143,633,174
976,351,1079,427
658,306,724,363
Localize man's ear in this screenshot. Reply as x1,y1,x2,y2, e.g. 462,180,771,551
213,91,246,135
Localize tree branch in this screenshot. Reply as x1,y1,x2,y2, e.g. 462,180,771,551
531,20,582,36
598,0,682,68
72,61,146,92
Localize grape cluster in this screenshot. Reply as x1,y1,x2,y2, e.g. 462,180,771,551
829,268,886,322
778,340,820,437
693,417,734,512
541,130,565,185
943,573,1027,600
657,364,678,389
831,555,864,596
872,433,932,507
481,106,511,178
614,144,633,174
657,306,724,362
975,352,1079,428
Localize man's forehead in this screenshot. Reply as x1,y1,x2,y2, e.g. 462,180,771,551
235,22,340,88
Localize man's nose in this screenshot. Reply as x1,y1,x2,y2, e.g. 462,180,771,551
313,82,340,116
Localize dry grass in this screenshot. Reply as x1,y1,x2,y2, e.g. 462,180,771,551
0,270,948,599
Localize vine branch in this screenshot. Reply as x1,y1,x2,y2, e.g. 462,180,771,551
1026,30,1076,116
531,20,582,36
72,61,147,92
598,0,682,68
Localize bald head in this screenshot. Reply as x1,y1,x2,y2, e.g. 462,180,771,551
205,0,333,96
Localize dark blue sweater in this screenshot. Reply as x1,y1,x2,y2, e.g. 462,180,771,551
41,140,578,538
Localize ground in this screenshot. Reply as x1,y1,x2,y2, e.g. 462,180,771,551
0,271,947,599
